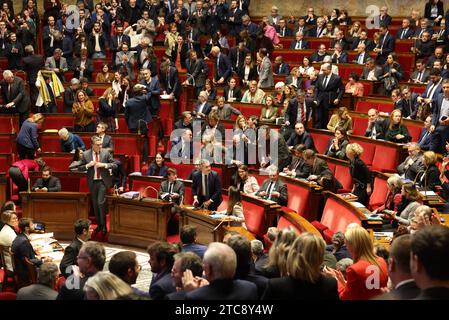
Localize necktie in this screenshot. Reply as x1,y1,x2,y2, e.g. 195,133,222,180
118,35,122,47
279,64,282,74
282,28,285,37
428,84,437,100
229,89,233,100
8,84,12,98
95,152,100,179
419,30,423,38
302,102,307,123
168,1,171,13
267,181,274,199
169,182,173,195
417,72,422,82
204,174,209,198
323,76,329,88
236,53,239,68
380,34,386,50
358,53,363,64
401,29,406,39
167,69,171,90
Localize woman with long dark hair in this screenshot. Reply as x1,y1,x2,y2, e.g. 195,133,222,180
215,186,246,228
234,165,260,195
325,126,349,160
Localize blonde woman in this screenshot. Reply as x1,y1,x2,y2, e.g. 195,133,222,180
327,107,353,134
97,88,118,133
164,23,178,58
262,227,298,278
346,143,372,206
262,233,338,300
323,226,388,300
84,271,134,300
16,113,44,159
72,90,95,132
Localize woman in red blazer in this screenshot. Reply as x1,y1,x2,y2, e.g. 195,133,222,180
324,226,388,300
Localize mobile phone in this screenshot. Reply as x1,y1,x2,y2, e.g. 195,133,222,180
442,116,448,121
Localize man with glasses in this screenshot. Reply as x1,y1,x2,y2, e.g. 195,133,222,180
57,242,106,300
255,165,288,206
397,142,425,181
109,251,149,297
59,219,93,278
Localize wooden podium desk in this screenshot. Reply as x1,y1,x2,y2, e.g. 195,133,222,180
107,196,173,248
20,192,90,240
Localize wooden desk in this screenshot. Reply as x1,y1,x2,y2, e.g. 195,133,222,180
20,192,90,240
107,196,173,248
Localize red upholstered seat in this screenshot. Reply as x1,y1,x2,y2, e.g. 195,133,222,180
405,122,422,142
0,117,15,133
167,163,194,179
334,165,353,193
41,116,74,130
242,200,266,237
355,141,376,167
40,156,72,171
167,234,180,243
320,196,362,239
40,135,62,153
131,180,160,197
0,292,17,300
377,102,394,113
355,101,378,113
116,117,128,133
371,145,399,172
277,216,301,234
0,156,10,173
0,135,14,153
237,104,263,118
310,132,332,154
183,185,193,205
79,177,89,192
351,116,369,136
326,161,336,173
285,182,311,219
369,176,390,211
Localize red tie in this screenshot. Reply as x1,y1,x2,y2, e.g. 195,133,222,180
95,152,100,179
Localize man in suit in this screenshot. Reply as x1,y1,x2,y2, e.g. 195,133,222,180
331,30,348,51
412,31,435,60
88,22,107,59
268,5,282,26
140,68,161,116
227,0,243,36
11,218,44,285
400,86,420,119
412,225,449,300
310,44,327,63
331,43,348,64
314,63,344,129
251,240,268,275
31,166,61,192
174,111,193,131
57,242,106,300
74,135,118,234
378,6,392,26
241,14,258,39
184,23,203,57
59,219,92,278
192,159,222,211
258,126,291,171
21,45,44,105
63,78,80,114
180,225,208,259
44,48,68,82
213,96,241,120
193,90,212,120
286,123,315,151
110,25,130,68
5,32,24,70
171,129,194,161
283,144,312,178
273,56,290,76
159,168,185,205
167,251,203,300
115,42,135,80
184,242,258,300
257,48,274,89
16,262,59,300
211,46,232,85
42,15,62,57
353,43,370,65
0,20,10,57
397,143,425,181
276,19,292,37
351,30,374,52
414,18,434,39
410,59,431,84
426,46,446,68
417,68,443,107
290,31,309,50
256,165,288,206
418,115,435,151
201,111,226,142
430,79,449,153
228,42,249,72
96,122,114,153
72,49,94,81
159,60,181,106
147,241,177,299
285,90,314,131
361,58,383,81
303,149,330,178
183,49,208,97
308,17,326,37
396,18,414,40
303,7,317,26
365,108,388,140
0,70,30,126
374,24,395,65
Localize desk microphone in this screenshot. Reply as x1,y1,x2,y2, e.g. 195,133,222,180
213,218,227,231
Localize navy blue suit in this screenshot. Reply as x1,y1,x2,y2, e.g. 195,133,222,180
376,32,395,65
331,51,348,64
192,170,222,211
11,233,42,284
274,63,290,75
185,279,258,300
149,269,176,300
193,101,212,118
215,53,232,83
159,66,181,99
124,94,152,131
140,77,161,115
418,127,434,151
431,92,449,152
395,28,414,39
289,40,309,50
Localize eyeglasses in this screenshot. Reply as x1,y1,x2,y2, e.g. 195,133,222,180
77,255,89,260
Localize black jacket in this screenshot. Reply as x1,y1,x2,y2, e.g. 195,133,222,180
59,237,82,278
31,176,62,192
11,233,42,283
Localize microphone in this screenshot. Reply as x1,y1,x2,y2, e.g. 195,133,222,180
185,73,195,87
139,186,159,200
213,217,227,231
413,169,426,187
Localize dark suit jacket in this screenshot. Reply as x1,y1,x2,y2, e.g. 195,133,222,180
365,119,388,140
418,128,433,151
140,77,161,115
379,14,392,26
308,27,326,38
315,74,345,109
31,176,61,192
146,164,168,177
432,92,449,126
276,26,293,37
72,58,94,81
237,64,258,85
75,148,117,189
21,54,45,85
376,32,395,60
215,53,232,83
416,287,449,300
310,158,330,176
11,233,42,283
185,58,208,88
192,170,222,209
125,94,153,130
88,32,107,53
193,101,212,118
361,66,383,80
391,280,420,300
331,51,348,64
419,164,441,191
223,86,242,102
273,63,290,76
395,28,414,39
59,237,82,277
289,40,309,50
0,77,30,113
285,98,314,128
423,81,443,100
159,66,181,98
57,272,95,300
185,279,258,300
149,269,176,300
287,131,316,150
410,69,430,83
352,38,375,51
100,135,113,152
256,179,288,206
228,46,249,71
110,34,131,53
171,138,194,160
159,179,185,205
261,276,339,300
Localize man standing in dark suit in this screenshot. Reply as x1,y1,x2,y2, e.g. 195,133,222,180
147,241,177,300
227,0,243,37
31,166,61,192
140,68,161,116
256,165,288,206
96,122,114,153
314,63,344,129
21,45,44,105
73,135,117,235
228,42,249,72
192,159,222,211
183,49,208,97
0,70,30,126
184,242,258,300
11,218,43,286
57,242,106,300
159,60,181,119
110,25,130,68
412,225,449,300
418,115,434,151
374,24,395,65
378,6,392,26
430,79,449,152
211,46,232,85
285,90,314,132
59,219,92,278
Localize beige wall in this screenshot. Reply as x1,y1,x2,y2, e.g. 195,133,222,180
249,0,428,17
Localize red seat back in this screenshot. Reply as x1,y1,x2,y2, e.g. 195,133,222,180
0,155,10,173
351,116,368,136
405,123,422,142
310,132,331,154
372,145,399,172
114,137,140,155
131,179,160,197
242,199,266,237
40,135,62,153
168,163,195,180
377,102,394,113
0,135,14,153
334,165,353,192
285,182,311,218
369,176,389,210
42,116,75,131
355,140,376,167
0,117,15,133
355,101,378,113
321,196,362,234
40,156,72,171
277,216,301,234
